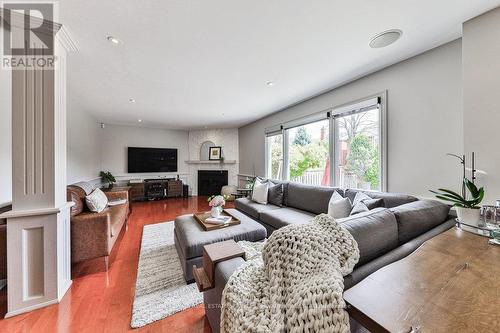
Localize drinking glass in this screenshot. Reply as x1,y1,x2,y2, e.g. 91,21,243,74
483,205,496,224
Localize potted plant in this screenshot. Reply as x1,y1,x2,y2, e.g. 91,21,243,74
208,195,227,218
100,171,116,189
430,178,484,225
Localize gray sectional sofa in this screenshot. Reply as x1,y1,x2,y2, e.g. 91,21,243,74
204,181,455,332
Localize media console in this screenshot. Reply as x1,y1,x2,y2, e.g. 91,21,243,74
128,179,184,201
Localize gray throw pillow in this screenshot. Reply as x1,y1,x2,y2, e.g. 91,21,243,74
364,198,384,210
267,183,284,207
352,192,372,207
350,201,369,216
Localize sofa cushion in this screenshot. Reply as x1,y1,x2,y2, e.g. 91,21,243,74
108,204,127,237
234,197,281,219
286,182,338,215
340,208,399,266
390,200,450,244
260,207,315,230
345,189,418,208
268,182,284,207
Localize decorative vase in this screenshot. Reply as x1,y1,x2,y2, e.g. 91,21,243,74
211,206,222,218
456,207,481,226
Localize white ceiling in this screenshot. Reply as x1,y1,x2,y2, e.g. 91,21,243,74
60,0,500,130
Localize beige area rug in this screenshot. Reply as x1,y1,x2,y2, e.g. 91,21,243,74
131,222,203,328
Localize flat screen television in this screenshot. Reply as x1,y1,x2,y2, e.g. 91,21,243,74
128,147,178,173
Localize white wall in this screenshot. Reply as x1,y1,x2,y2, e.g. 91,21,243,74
0,63,12,207
187,129,239,195
67,108,101,184
463,7,500,204
99,124,190,181
239,40,463,198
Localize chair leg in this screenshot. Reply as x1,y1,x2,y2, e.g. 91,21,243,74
104,256,109,271
125,218,129,231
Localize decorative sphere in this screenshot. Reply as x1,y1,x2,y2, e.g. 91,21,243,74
221,185,238,201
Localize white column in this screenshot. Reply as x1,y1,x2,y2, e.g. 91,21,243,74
0,11,77,317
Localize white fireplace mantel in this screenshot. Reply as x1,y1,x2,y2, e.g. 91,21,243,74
185,160,237,165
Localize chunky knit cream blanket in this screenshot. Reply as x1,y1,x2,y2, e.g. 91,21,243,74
220,214,359,333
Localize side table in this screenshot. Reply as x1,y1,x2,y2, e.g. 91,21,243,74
193,240,245,292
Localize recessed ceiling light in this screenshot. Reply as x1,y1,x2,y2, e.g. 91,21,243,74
138,119,142,123
107,36,122,45
369,29,402,48
129,98,136,103
266,81,274,86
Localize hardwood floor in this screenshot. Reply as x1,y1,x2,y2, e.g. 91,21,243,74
0,197,233,333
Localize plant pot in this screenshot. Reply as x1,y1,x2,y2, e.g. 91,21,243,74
456,207,481,226
211,206,222,218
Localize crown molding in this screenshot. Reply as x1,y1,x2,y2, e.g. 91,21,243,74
57,25,78,52
0,7,78,52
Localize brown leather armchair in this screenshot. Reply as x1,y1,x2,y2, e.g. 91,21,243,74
67,186,129,270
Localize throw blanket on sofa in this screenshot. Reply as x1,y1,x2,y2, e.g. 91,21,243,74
220,214,360,333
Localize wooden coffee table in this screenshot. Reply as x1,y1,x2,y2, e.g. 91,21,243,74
344,227,500,333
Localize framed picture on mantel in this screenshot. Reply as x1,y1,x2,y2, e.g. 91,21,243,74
209,146,222,160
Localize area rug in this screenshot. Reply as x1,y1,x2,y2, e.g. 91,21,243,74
131,221,203,328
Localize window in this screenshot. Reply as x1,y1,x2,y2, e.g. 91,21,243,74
265,94,386,190
265,133,283,180
334,106,382,190
286,120,330,186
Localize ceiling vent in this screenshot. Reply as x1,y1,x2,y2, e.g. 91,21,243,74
369,29,402,48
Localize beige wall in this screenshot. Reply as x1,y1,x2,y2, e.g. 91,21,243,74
463,7,500,204
239,40,464,198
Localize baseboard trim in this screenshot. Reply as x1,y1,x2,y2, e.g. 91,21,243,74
58,280,72,302
5,299,59,318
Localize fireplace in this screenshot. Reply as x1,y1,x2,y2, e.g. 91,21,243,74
198,170,228,196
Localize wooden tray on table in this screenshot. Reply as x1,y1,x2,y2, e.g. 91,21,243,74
193,209,241,231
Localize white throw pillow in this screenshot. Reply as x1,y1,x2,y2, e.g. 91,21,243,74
86,188,109,213
251,179,269,204
327,191,352,219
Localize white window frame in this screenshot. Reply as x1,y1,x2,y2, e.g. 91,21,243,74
330,92,387,191
264,91,387,190
265,129,284,180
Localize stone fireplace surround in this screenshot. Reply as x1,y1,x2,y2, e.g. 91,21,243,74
187,129,239,196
